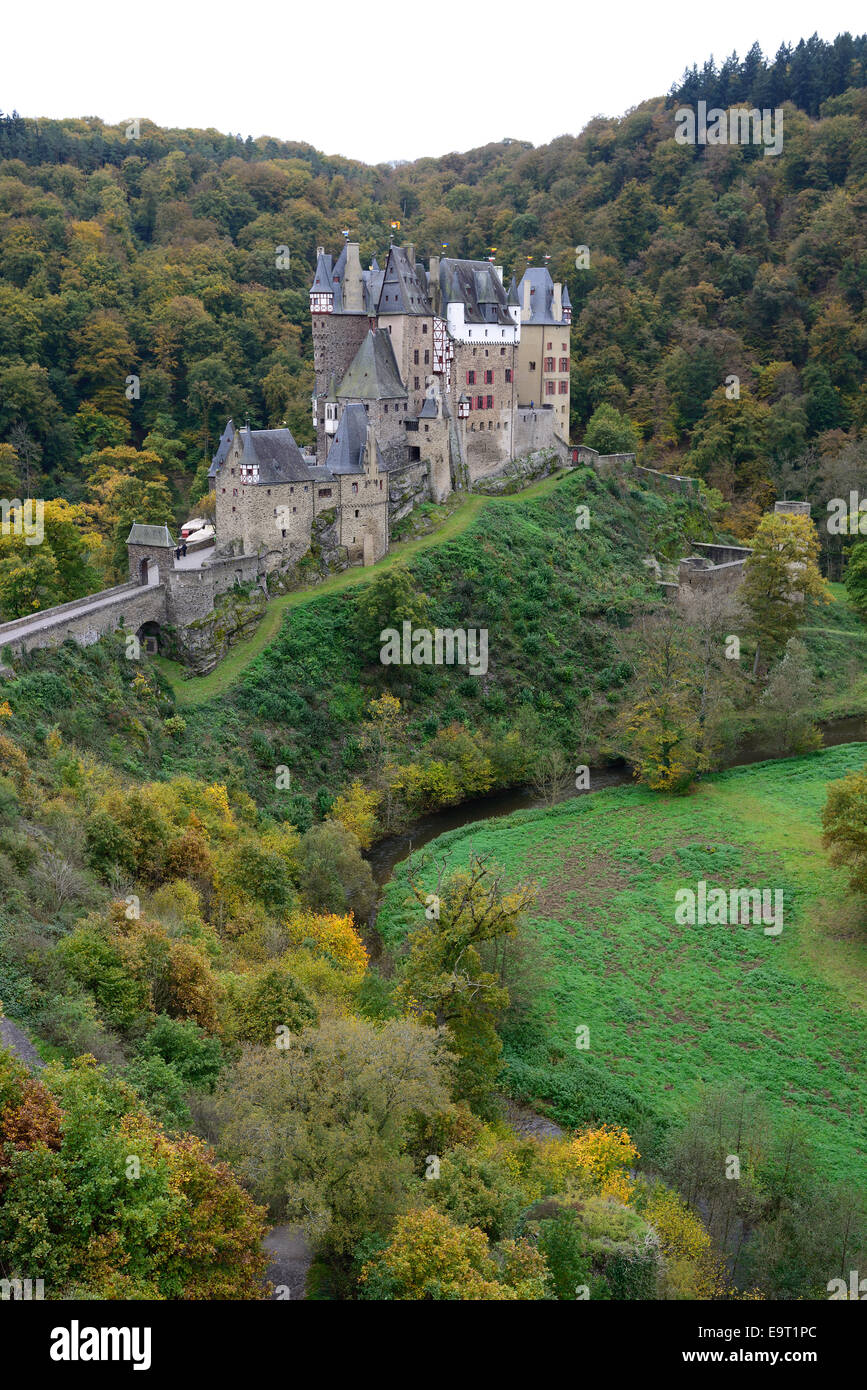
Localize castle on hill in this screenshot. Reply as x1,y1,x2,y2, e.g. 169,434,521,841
210,240,572,572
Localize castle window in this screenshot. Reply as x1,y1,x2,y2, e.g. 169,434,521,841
545,381,556,395
484,370,493,384
424,350,429,364
562,342,567,351
500,347,505,355
544,357,555,371
355,509,359,517
304,485,308,491
424,424,429,432
414,378,420,390
293,506,297,513
547,341,552,349
352,483,358,493
559,357,569,372
505,368,512,383
467,370,475,384
233,488,238,496
529,361,536,371
414,349,419,364
559,381,568,394
221,487,226,493
232,506,236,512
319,488,333,498
384,404,388,413
486,395,493,409
267,488,271,495
290,487,294,494
282,528,286,537
422,323,428,333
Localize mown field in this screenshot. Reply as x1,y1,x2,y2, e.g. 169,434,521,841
376,745,867,1182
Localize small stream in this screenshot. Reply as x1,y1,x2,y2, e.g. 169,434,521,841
365,714,867,887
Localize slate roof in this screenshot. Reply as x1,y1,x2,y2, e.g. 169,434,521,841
419,394,439,418
238,425,313,484
209,417,235,478
310,250,334,296
437,258,513,325
507,276,519,306
562,284,572,309
377,246,431,316
127,523,175,548
337,329,407,400
325,403,386,474
363,266,384,313
516,267,569,325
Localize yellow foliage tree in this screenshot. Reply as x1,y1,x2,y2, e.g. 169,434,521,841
328,780,381,849
286,908,368,978
358,1206,548,1300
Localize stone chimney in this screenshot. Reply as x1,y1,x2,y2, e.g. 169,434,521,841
406,242,415,269
429,255,441,314
552,281,563,321
522,276,531,320
364,424,377,474
343,242,364,313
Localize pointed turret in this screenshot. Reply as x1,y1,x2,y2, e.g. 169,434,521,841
310,247,334,313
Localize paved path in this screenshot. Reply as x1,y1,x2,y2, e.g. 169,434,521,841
0,1017,46,1072
0,582,142,644
172,546,215,571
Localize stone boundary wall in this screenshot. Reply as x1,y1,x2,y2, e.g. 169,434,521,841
512,406,561,458
693,542,752,565
636,465,699,497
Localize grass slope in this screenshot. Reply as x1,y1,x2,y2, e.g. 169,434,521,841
377,745,867,1180
154,473,571,707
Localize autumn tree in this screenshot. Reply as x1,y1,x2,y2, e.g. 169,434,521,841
822,763,867,896
397,852,535,1113
741,512,829,674
358,1206,549,1300
214,1017,452,1257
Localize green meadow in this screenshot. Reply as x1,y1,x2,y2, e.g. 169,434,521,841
377,745,867,1180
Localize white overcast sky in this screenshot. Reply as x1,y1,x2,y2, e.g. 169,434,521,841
5,1,866,165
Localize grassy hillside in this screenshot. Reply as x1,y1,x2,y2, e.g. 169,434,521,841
376,745,867,1181
155,468,707,824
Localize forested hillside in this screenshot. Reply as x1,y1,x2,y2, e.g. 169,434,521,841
0,31,865,549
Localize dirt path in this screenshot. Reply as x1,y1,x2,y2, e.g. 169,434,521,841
503,1098,564,1140
0,1017,46,1072
262,1224,314,1300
